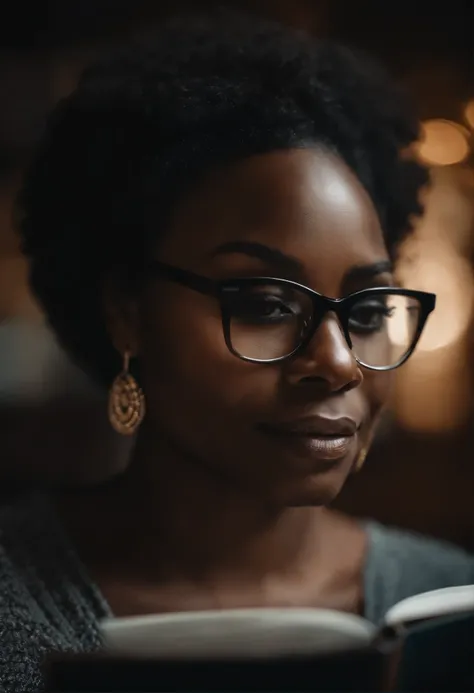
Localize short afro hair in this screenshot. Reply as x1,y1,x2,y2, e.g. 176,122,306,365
17,10,428,387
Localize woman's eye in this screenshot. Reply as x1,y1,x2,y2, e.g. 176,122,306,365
349,301,394,333
232,294,300,324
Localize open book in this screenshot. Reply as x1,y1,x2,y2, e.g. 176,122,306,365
45,584,474,692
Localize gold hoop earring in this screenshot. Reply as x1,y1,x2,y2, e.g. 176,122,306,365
354,446,369,473
108,351,145,436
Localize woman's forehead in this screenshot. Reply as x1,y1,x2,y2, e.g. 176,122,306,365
156,148,389,290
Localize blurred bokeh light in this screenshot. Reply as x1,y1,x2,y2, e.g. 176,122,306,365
465,100,474,129
417,120,471,167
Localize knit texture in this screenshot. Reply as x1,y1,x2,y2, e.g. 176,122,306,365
1,492,473,692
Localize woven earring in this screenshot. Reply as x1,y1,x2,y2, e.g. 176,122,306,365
108,351,145,435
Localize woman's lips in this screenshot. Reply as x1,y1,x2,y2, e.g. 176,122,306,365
256,416,359,462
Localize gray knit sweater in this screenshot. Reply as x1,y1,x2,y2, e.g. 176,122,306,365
1,492,474,693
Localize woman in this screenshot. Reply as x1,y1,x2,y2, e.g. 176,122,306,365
2,11,473,692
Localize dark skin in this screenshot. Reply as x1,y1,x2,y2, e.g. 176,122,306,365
56,147,393,617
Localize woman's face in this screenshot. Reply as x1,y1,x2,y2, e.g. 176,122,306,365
113,148,393,507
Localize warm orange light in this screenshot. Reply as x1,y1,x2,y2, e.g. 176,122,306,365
465,100,474,129
394,245,474,431
393,163,474,433
397,244,473,352
394,339,472,432
417,119,470,166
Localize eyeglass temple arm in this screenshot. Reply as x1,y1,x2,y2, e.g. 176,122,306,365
148,261,218,296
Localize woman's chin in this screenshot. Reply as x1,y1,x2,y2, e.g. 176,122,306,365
272,466,352,508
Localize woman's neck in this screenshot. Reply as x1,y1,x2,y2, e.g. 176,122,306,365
54,429,367,617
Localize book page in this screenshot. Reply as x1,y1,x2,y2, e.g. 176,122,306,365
101,608,376,659
384,584,474,626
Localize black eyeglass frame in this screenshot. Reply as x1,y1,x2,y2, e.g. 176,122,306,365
147,261,436,371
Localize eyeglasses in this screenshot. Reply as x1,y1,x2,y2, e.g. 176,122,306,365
147,261,436,371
